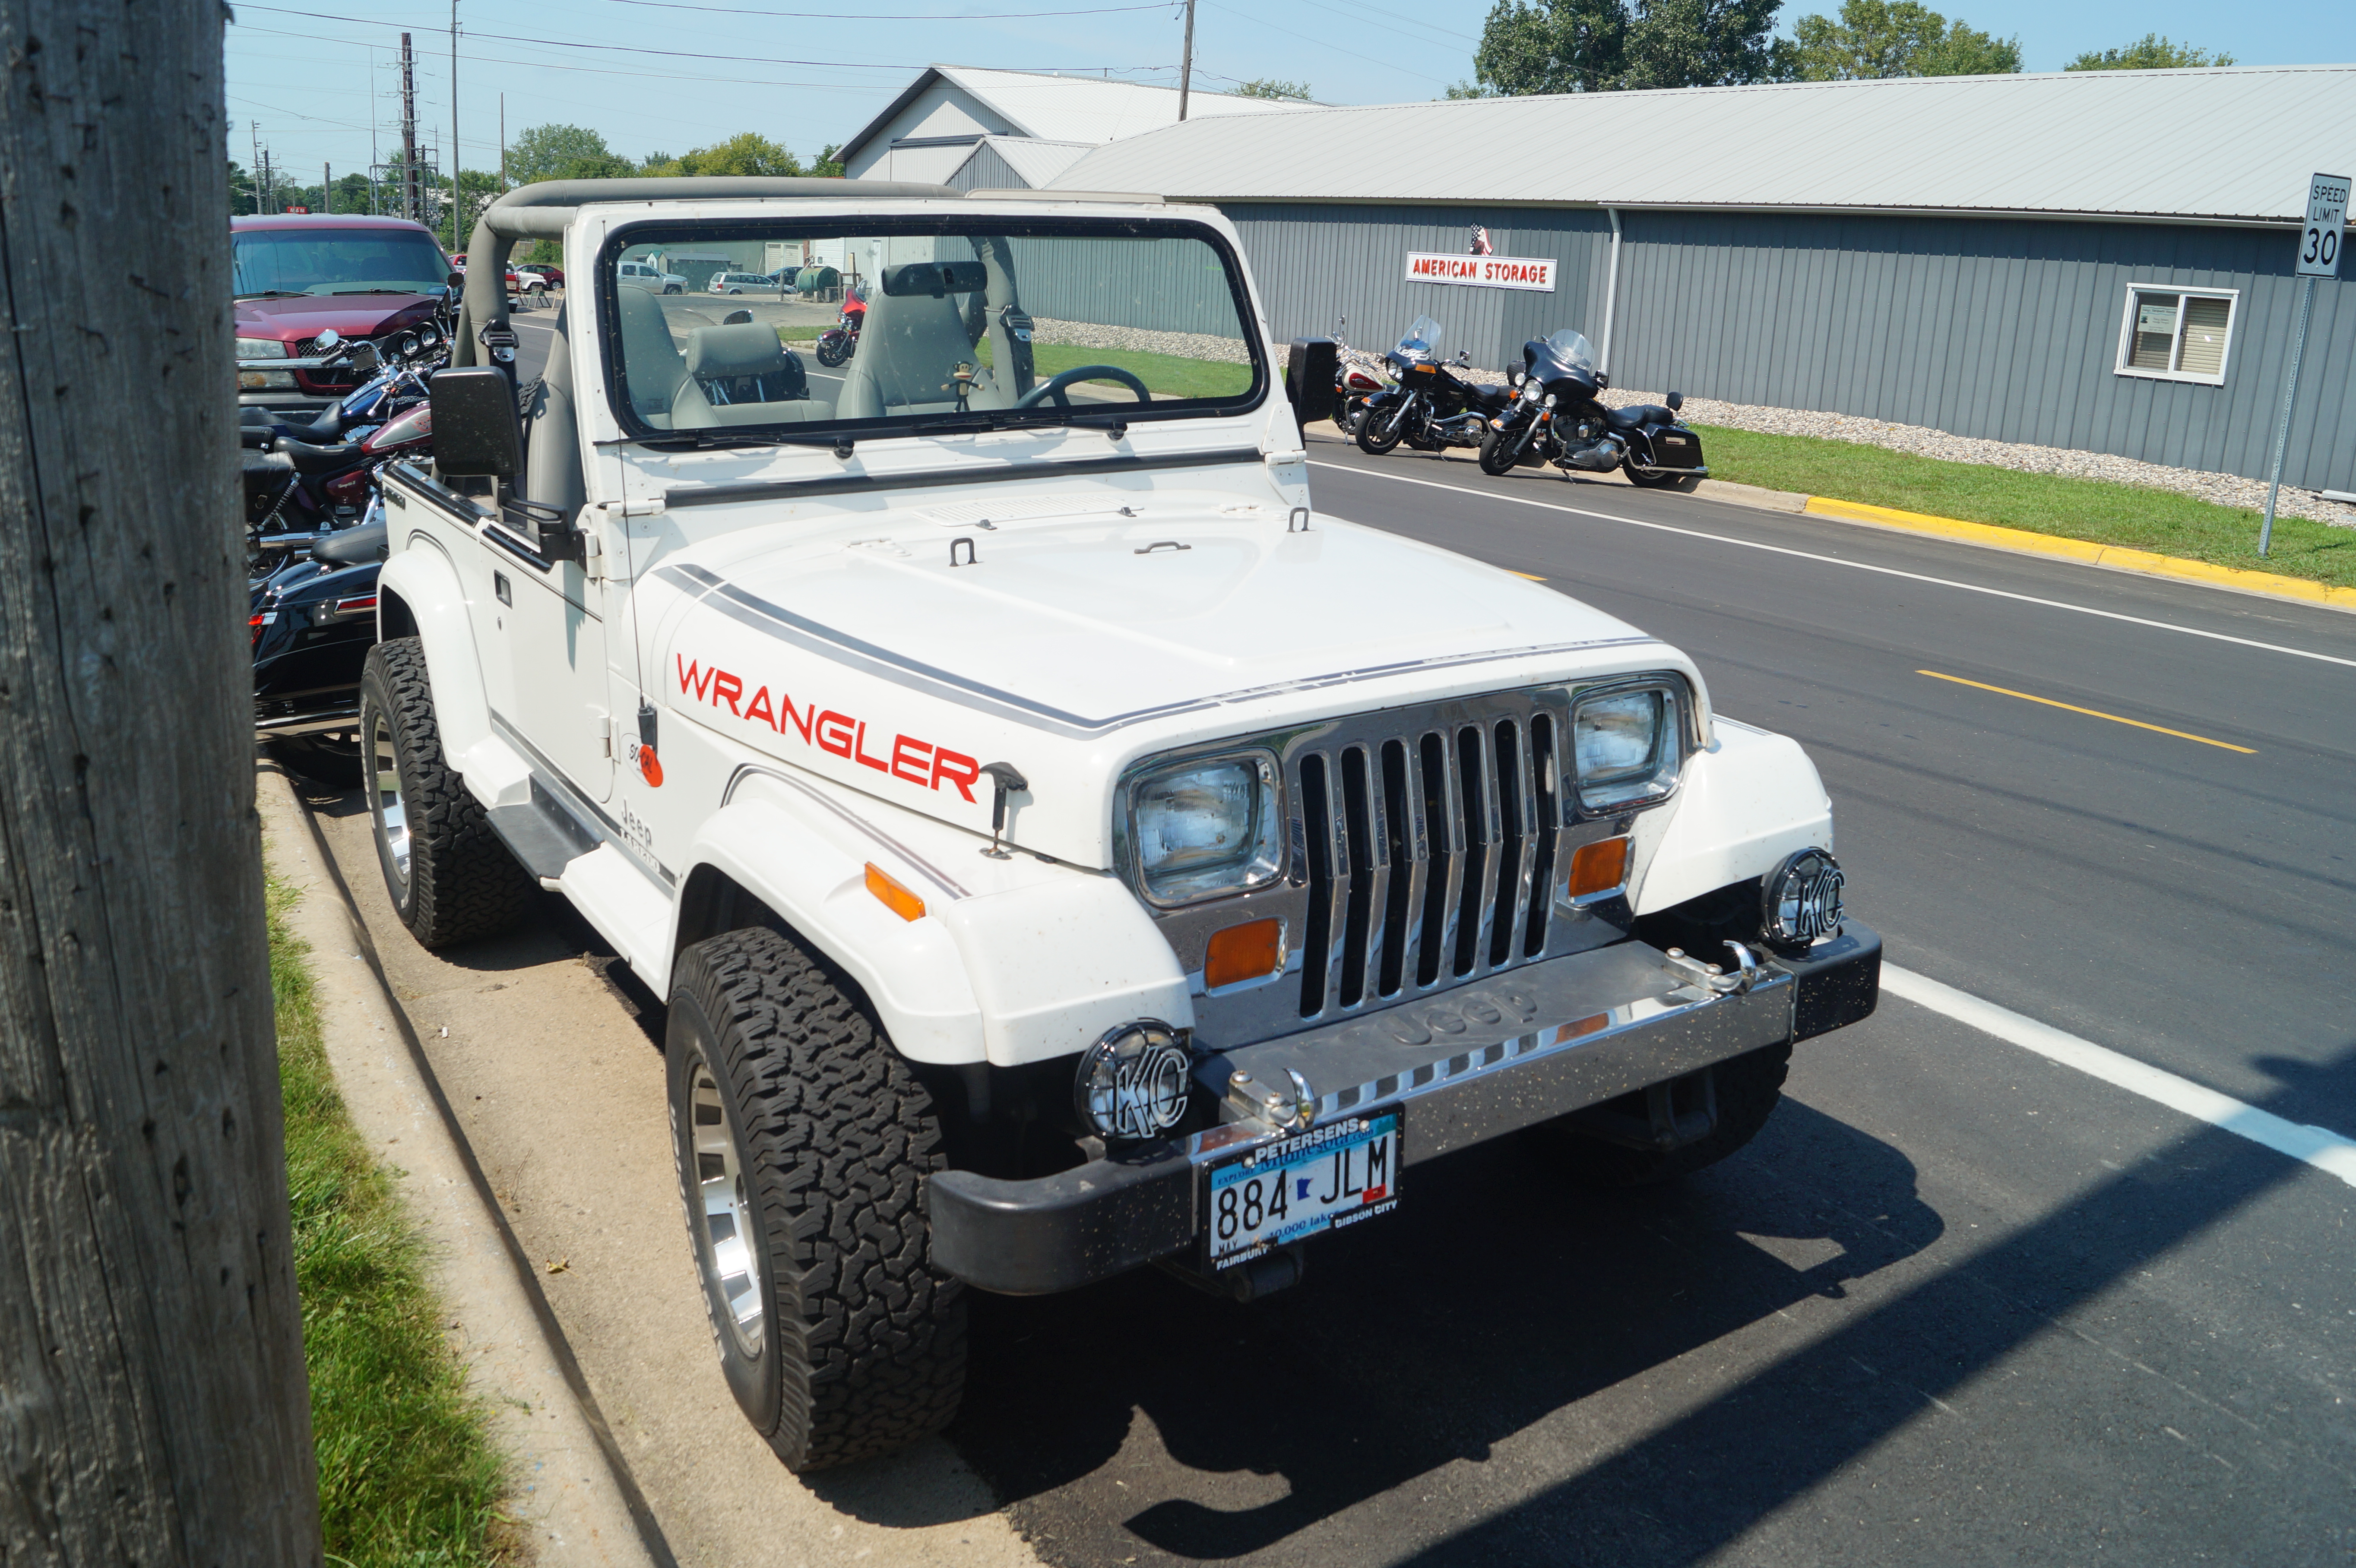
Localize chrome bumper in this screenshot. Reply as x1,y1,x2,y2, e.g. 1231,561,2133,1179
928,923,1880,1295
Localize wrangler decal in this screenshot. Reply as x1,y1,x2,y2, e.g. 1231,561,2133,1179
678,654,982,802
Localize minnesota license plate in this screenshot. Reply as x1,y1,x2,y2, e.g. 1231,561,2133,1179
1204,1109,1402,1271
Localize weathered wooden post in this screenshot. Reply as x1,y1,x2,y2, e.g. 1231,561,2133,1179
0,0,322,1559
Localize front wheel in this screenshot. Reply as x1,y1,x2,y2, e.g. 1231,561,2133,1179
358,639,533,948
1477,428,1521,477
663,284,682,294
668,928,966,1471
1357,400,1406,455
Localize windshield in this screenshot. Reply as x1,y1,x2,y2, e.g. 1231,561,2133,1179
233,228,448,299
1540,329,1596,372
1394,315,1442,361
605,219,1263,438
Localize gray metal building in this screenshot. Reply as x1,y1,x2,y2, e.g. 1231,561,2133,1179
1048,67,2356,492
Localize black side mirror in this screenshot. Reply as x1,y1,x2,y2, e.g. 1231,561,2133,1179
1665,391,1684,411
1595,371,1610,390
1285,336,1338,431
448,270,466,288
431,367,520,480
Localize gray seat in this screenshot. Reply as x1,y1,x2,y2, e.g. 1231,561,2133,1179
616,284,687,423
836,266,1009,420
671,321,833,428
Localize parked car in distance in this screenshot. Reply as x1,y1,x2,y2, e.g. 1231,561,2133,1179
708,271,779,296
618,259,686,293
234,213,450,414
515,263,564,294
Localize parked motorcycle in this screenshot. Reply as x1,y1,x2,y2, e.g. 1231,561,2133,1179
253,508,389,784
1477,328,1707,487
814,288,866,367
1354,316,1513,457
1329,317,1387,438
242,326,444,575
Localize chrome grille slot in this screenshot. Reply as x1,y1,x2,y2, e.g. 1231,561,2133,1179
1293,691,1600,1023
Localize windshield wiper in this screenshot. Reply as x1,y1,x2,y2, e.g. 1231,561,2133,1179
236,290,307,300
638,429,856,454
330,288,410,295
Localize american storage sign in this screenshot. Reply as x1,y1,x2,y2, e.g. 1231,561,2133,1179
1404,252,1557,291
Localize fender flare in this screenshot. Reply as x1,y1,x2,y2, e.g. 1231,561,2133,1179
1631,719,1834,915
376,532,491,759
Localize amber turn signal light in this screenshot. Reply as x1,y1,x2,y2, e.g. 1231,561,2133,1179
864,863,926,922
1565,836,1631,900
1203,917,1283,989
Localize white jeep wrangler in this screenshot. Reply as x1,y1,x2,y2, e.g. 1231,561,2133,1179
364,177,1880,1473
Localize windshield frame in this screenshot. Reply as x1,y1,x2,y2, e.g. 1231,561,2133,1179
591,212,1271,446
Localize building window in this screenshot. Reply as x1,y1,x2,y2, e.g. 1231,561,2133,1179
2115,285,2237,386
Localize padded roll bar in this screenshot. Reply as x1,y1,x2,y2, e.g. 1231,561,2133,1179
453,176,961,371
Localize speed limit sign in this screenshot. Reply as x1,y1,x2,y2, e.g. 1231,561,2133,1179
2298,172,2348,278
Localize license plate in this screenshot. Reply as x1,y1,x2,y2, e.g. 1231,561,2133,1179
1203,1110,1403,1271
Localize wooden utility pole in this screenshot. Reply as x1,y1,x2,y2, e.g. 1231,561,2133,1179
400,32,420,224
0,0,322,1559
1177,0,1196,120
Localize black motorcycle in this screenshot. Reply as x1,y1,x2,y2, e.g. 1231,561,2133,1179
1355,316,1513,456
1477,328,1707,487
252,513,388,784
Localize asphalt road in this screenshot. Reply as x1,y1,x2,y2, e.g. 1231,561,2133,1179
385,347,2356,1562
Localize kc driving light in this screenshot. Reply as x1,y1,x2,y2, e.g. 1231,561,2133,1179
1129,753,1282,904
1075,1021,1192,1141
1572,686,1677,810
1762,847,1844,948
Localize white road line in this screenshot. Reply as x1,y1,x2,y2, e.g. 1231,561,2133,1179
1883,964,2356,1189
1311,460,2356,673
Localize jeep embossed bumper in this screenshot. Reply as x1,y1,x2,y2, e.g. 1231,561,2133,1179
927,922,1880,1295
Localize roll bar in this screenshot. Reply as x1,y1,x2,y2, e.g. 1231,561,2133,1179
453,176,960,371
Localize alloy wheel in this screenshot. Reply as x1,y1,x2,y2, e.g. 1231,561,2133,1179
690,1057,766,1355
370,708,411,890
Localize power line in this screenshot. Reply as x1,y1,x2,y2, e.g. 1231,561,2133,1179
1200,0,1448,83
589,0,1171,18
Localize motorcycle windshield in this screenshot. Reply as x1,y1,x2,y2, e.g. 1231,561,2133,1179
1541,329,1596,373
1393,316,1443,362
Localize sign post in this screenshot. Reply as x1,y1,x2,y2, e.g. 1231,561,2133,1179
2260,172,2347,556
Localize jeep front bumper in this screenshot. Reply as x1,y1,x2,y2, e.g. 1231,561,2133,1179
927,923,1880,1295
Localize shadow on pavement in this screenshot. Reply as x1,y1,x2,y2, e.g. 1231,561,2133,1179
945,1094,1943,1556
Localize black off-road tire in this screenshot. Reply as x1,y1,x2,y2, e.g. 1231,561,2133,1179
358,639,533,948
667,927,966,1473
1531,1041,1792,1188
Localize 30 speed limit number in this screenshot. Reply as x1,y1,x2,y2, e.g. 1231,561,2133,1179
2299,172,2349,278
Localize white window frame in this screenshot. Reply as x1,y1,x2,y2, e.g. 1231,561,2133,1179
2113,283,2239,387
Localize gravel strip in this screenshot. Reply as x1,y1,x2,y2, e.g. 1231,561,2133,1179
1029,317,1254,364
1594,387,2356,530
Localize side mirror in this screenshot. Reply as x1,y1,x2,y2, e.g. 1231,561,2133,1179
1285,336,1338,431
448,270,465,288
430,367,520,480
1665,391,1684,412
1595,371,1611,390
313,327,342,351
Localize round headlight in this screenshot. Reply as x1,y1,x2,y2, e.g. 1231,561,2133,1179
1074,1021,1192,1141
1762,848,1843,948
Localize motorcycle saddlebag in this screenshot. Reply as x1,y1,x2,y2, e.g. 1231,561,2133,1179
1643,424,1706,471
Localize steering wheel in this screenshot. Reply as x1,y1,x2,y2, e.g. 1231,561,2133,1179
1013,364,1151,409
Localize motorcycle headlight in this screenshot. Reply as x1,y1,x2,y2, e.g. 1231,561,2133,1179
235,337,288,360
1571,685,1680,811
1522,381,1540,404
1127,752,1282,904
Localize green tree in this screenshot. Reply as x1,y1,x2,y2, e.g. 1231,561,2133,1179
644,131,804,178
811,142,846,177
1469,0,1779,94
1235,76,1314,99
508,122,627,185
1784,0,2019,79
2064,34,2234,71
228,157,255,215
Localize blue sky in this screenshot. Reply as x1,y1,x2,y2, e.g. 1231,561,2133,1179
225,0,2356,187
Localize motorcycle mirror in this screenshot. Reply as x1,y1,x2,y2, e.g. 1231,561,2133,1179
430,368,522,482
313,328,342,351
1595,372,1610,389
448,270,466,288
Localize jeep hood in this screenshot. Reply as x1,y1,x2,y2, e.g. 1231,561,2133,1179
646,500,1700,868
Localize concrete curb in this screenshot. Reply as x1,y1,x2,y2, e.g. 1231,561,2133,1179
1797,496,2356,615
256,765,674,1568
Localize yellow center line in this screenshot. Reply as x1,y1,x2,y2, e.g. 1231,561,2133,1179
1510,571,1547,581
1916,670,2256,753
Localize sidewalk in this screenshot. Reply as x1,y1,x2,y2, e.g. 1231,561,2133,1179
269,767,1044,1568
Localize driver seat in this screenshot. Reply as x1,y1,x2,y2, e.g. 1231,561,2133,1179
836,274,1006,420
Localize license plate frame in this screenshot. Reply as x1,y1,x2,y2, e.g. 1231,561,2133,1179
1200,1108,1403,1273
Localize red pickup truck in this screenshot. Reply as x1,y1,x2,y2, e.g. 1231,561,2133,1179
234,214,452,414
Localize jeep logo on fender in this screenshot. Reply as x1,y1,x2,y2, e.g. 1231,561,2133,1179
676,655,983,802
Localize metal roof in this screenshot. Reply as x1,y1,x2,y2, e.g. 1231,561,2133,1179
843,64,1305,165
968,135,1095,188
1048,65,2356,226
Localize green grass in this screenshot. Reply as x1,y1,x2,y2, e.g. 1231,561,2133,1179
765,328,1254,400
1694,424,2356,589
271,872,514,1566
